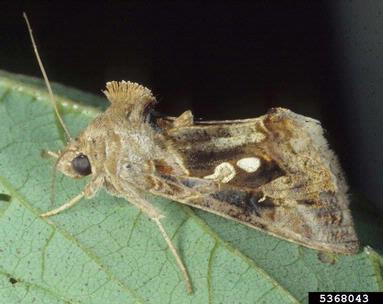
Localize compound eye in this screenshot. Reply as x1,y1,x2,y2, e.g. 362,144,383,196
71,154,92,176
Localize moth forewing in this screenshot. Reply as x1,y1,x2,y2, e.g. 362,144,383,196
152,108,359,254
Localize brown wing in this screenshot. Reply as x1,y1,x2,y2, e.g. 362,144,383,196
150,107,358,254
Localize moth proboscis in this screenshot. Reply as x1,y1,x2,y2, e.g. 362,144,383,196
23,13,359,294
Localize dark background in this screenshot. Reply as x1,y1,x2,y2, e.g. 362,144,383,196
1,1,382,214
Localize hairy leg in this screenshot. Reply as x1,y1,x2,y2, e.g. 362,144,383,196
124,188,193,293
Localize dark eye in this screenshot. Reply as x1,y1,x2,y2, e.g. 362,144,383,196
71,154,92,176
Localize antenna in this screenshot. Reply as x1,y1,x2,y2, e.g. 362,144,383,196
23,12,72,141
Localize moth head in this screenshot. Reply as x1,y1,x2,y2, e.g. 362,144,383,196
56,142,92,179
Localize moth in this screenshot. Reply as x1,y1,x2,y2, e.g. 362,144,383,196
24,13,358,294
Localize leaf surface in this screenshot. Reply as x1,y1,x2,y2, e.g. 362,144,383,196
0,71,382,303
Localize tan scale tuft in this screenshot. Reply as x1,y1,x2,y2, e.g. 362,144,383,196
173,110,194,128
103,80,155,105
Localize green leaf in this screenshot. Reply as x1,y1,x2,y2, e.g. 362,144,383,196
0,70,382,304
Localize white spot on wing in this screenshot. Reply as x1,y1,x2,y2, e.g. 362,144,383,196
258,195,266,202
236,157,261,173
203,162,236,183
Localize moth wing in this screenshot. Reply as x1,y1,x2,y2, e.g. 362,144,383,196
150,174,358,254
152,108,358,254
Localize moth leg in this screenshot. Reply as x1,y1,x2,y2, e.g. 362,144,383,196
126,190,193,293
40,192,84,218
41,149,59,159
152,217,193,294
41,176,103,218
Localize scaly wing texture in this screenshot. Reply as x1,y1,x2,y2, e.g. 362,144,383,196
153,108,358,254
